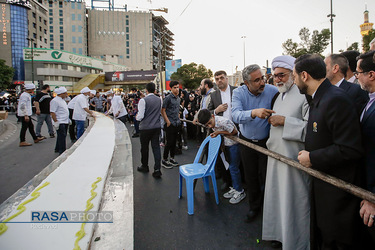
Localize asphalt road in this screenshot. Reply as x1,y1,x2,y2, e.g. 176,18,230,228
129,123,274,249
0,114,74,204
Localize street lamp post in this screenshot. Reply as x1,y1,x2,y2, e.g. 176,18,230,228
241,36,246,68
26,38,35,85
327,0,335,54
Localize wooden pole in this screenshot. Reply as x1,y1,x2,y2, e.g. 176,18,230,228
181,119,375,204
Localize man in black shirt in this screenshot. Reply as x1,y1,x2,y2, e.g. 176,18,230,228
34,84,55,138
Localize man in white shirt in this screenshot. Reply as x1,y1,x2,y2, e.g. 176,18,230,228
50,87,69,154
73,87,94,139
18,83,44,147
107,93,128,125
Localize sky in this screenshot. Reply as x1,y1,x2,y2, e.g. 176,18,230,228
86,0,375,75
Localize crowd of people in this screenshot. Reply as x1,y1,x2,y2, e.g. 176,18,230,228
7,38,375,249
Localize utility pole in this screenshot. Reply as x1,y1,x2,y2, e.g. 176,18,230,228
27,38,35,85
241,36,246,68
327,0,335,54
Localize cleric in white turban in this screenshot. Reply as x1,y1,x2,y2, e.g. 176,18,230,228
262,55,311,249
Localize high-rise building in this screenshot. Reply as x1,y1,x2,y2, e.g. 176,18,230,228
28,0,48,49
43,0,86,54
87,9,174,71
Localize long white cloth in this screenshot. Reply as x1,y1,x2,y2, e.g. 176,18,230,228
262,84,311,250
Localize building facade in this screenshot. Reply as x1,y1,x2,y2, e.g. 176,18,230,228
87,9,174,71
360,7,374,37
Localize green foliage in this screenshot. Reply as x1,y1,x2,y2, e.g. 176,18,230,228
347,42,359,51
170,63,213,90
282,27,331,58
0,60,15,90
363,29,375,52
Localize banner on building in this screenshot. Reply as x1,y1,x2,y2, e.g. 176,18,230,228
105,70,157,82
165,59,182,90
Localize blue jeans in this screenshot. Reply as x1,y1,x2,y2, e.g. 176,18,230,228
75,120,85,139
36,113,54,136
55,124,68,154
226,144,243,192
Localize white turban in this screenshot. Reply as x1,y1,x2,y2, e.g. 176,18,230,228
55,87,67,95
106,90,113,95
25,83,36,90
90,90,96,95
80,87,91,94
272,55,296,71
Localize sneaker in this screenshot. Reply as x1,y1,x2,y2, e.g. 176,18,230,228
34,138,43,143
223,187,236,199
132,133,139,138
182,145,188,150
137,165,149,173
162,159,173,169
37,136,46,140
50,134,55,138
152,170,162,178
229,190,246,204
169,158,179,167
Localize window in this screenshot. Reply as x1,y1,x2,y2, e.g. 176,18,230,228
44,19,47,25
61,64,67,70
49,2,52,7
39,36,42,41
126,41,129,47
71,2,75,9
44,29,47,34
50,26,53,33
44,38,47,43
60,35,64,41
72,14,75,21
77,14,81,21
59,10,63,17
77,3,81,9
126,34,129,40
78,48,83,55
34,43,37,48
39,17,42,22
60,43,64,50
73,48,76,53
72,25,75,32
49,9,53,16
126,48,129,55
33,22,36,28
60,26,63,33
72,36,76,43
126,20,129,25
78,37,82,44
59,18,63,25
78,26,82,32
32,12,36,18
126,27,129,33
59,2,62,8
50,34,53,41
126,56,129,59
39,26,42,32
63,76,69,81
33,33,37,38
49,17,53,24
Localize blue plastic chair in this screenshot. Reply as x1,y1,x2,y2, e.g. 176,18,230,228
178,135,222,215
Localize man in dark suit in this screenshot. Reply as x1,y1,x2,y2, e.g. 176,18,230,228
325,54,369,115
356,51,375,244
295,54,364,249
207,70,237,190
341,50,360,84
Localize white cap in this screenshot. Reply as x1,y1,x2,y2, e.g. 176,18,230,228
90,90,96,95
55,87,67,95
25,83,36,90
80,87,91,94
106,90,113,95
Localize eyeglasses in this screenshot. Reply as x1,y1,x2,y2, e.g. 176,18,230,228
273,72,290,79
354,71,368,78
251,75,265,84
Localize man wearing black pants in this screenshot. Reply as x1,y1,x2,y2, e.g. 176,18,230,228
136,83,162,178
67,95,78,142
161,81,181,169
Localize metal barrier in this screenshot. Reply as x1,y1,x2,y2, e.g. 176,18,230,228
181,119,375,204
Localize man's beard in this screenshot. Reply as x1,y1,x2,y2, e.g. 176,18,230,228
276,77,294,93
297,82,308,95
201,87,206,95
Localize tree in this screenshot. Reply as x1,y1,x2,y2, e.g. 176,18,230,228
363,29,375,52
347,42,359,51
0,60,14,90
170,62,213,90
282,27,331,58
